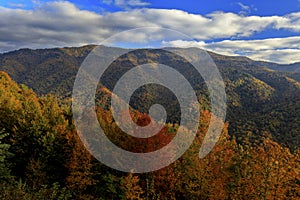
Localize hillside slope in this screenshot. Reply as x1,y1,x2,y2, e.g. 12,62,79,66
0,46,299,150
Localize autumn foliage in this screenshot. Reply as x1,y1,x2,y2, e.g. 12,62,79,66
0,71,299,199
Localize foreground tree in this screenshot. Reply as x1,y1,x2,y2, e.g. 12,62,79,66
0,129,13,182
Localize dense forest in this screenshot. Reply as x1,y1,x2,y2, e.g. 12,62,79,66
0,46,299,199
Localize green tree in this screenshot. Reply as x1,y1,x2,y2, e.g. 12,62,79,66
0,129,13,182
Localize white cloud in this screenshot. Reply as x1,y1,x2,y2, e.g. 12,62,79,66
237,2,250,11
163,37,300,64
237,2,250,16
103,0,150,8
248,49,300,64
7,3,26,8
103,0,113,5
274,12,300,31
0,1,299,63
117,0,150,7
31,0,41,6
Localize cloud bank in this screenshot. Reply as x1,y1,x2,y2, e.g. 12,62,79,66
163,37,300,64
0,1,299,63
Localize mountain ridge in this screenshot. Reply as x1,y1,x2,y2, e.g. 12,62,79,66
0,45,299,150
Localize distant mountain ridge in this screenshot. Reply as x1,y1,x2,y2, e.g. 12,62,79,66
256,61,300,73
0,45,299,150
0,45,96,96
0,45,299,96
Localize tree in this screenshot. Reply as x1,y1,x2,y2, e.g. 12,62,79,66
65,129,96,195
121,173,144,200
227,137,300,200
0,129,13,182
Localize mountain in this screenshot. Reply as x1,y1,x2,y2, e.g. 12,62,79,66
0,46,299,150
1,67,299,200
0,45,96,97
256,61,300,73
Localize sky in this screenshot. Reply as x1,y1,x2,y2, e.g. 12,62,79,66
0,0,299,64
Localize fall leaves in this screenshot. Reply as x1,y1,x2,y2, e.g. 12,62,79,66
0,71,299,199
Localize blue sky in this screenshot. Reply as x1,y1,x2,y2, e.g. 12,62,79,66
2,0,299,15
0,0,299,63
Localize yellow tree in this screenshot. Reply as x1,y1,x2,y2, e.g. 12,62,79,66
121,173,144,200
65,129,96,196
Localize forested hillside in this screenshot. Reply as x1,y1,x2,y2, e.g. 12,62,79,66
0,71,299,199
0,46,299,150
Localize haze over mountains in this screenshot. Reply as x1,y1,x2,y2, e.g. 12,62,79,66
0,45,299,151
